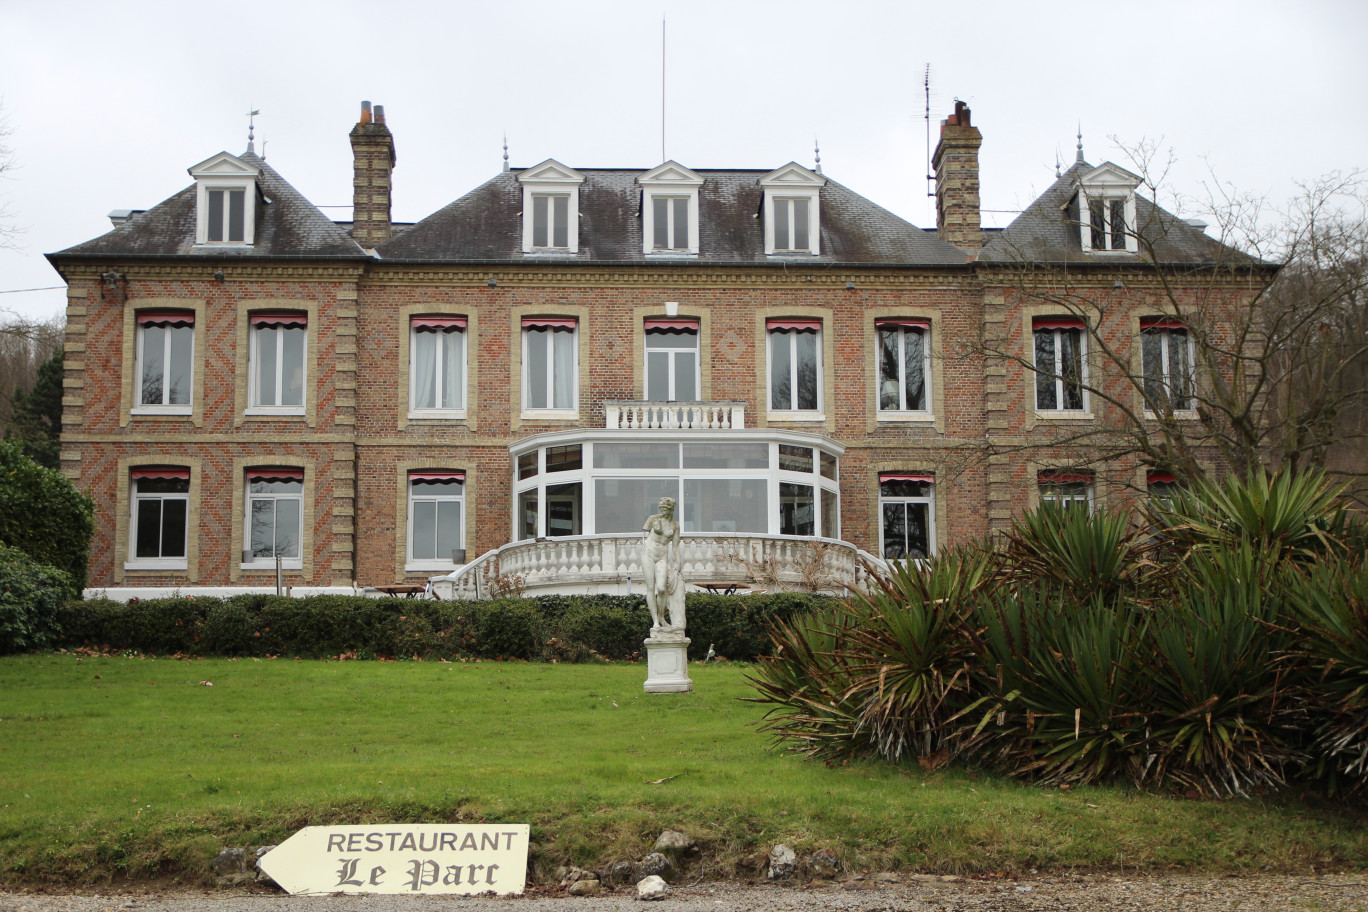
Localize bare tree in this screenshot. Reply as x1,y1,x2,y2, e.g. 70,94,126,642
0,100,17,249
972,148,1368,496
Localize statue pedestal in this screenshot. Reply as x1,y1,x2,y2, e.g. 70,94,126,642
643,637,693,693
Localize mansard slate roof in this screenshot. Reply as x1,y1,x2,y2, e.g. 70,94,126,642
977,162,1246,267
377,169,970,266
52,151,366,260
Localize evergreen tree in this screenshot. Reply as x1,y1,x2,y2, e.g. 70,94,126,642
8,349,62,470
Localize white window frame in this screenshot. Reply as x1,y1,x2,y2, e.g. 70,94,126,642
876,322,932,416
1039,476,1094,514
1033,322,1089,414
189,152,259,246
126,472,190,571
644,325,700,402
521,320,579,416
760,163,825,256
242,473,304,570
409,320,468,418
878,476,936,562
247,319,308,416
767,323,824,419
1141,324,1195,414
133,317,194,415
1077,163,1141,254
518,160,584,254
639,162,703,255
406,476,466,571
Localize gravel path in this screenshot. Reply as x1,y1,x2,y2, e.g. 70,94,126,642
4,875,1368,912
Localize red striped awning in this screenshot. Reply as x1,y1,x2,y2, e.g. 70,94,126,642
875,319,931,330
1147,471,1177,484
1033,317,1086,331
522,317,576,330
137,311,194,327
250,312,307,328
766,318,821,332
410,471,465,483
1141,317,1185,330
1039,471,1092,484
880,472,935,484
412,316,467,331
644,318,699,333
131,467,190,480
247,468,304,483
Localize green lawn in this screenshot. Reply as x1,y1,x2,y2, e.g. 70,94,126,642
1,653,1364,887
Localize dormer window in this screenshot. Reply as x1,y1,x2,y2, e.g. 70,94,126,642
759,163,825,256
518,159,584,254
189,152,260,246
1077,162,1141,254
638,162,703,255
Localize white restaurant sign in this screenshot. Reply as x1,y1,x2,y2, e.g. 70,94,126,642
258,823,530,895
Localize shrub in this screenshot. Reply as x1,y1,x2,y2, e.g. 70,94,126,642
0,439,94,591
0,542,75,653
557,602,650,659
471,599,545,660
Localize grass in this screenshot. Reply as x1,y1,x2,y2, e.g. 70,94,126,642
1,653,1365,888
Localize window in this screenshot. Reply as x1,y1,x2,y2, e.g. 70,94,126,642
207,189,247,243
522,317,577,412
880,473,934,560
876,320,930,413
410,316,466,413
1076,163,1141,254
135,311,193,412
1039,472,1093,513
190,151,259,246
651,197,690,251
248,313,306,413
129,468,189,567
644,319,698,401
1147,470,1180,504
531,194,570,248
639,163,703,255
768,319,822,414
1033,317,1087,412
518,160,584,254
408,472,465,567
1141,318,1193,412
1088,197,1130,251
245,468,303,567
773,198,811,252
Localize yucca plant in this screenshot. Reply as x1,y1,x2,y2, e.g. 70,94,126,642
967,585,1150,787
1151,469,1350,566
1137,544,1308,797
1001,505,1157,606
1288,557,1368,795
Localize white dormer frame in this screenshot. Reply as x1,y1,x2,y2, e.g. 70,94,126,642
517,159,585,255
638,161,704,256
1077,162,1141,254
760,163,826,256
189,152,260,246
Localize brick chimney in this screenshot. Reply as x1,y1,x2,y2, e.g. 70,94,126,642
931,101,982,252
350,100,396,245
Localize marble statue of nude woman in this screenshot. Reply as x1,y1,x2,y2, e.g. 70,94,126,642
641,496,686,636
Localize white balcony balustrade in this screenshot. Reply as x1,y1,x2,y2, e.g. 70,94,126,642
604,400,746,430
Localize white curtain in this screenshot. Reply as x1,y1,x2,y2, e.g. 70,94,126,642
442,330,463,409
552,329,574,409
413,331,436,409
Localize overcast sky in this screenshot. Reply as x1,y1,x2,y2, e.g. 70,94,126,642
2,0,1366,323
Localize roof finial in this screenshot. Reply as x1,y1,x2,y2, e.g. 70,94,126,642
814,136,822,174
1076,122,1085,164
247,107,260,155
1055,147,1062,179
502,132,509,172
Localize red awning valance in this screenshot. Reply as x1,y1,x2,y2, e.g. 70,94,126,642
521,317,576,331
250,312,307,328
412,316,468,331
1033,317,1086,331
409,471,466,483
880,472,935,484
875,319,931,331
644,318,699,333
248,468,305,483
131,467,190,480
766,318,821,332
137,311,194,328
1147,471,1178,484
1039,471,1092,484
1141,317,1185,330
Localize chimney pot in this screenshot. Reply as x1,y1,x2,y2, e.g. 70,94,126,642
374,104,385,125
360,100,372,125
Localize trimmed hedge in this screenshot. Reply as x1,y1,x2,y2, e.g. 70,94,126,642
0,543,75,654
0,439,95,592
51,592,835,661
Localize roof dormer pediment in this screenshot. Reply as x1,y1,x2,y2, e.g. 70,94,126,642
759,162,826,188
517,159,585,185
638,161,704,187
1079,162,1142,191
188,151,260,180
